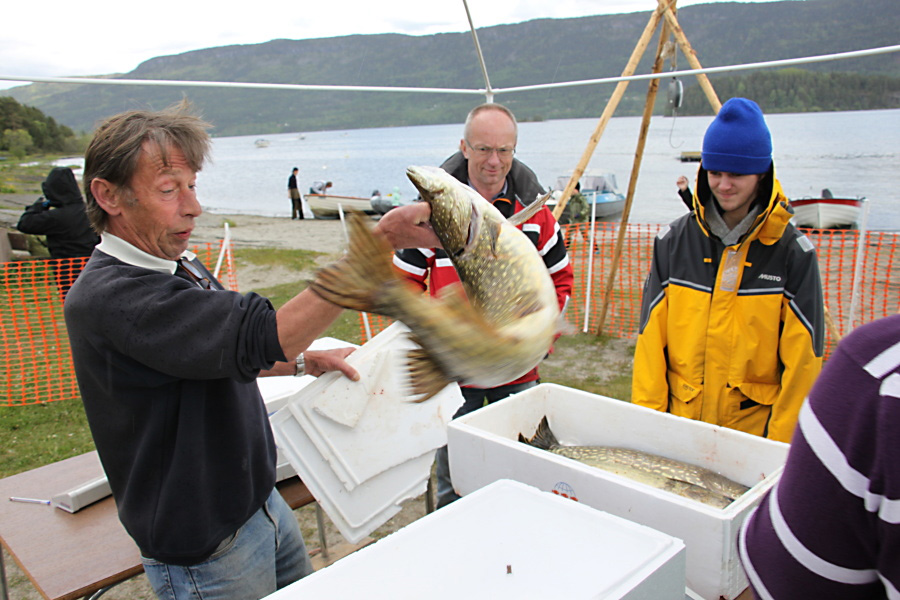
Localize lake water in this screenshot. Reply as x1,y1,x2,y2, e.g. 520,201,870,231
142,109,900,230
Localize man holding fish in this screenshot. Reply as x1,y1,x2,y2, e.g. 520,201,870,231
64,102,442,600
385,103,574,508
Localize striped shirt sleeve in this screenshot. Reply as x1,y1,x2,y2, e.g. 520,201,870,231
738,314,900,599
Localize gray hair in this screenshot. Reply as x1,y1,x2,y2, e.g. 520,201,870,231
83,101,212,233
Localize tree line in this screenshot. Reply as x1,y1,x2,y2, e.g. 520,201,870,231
0,97,86,158
676,69,900,116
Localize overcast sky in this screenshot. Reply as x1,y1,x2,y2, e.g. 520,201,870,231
1,0,784,91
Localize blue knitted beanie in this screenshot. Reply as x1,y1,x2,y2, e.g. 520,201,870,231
701,98,772,174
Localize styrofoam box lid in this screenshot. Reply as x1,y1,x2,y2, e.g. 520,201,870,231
269,323,464,543
257,337,357,415
263,479,686,600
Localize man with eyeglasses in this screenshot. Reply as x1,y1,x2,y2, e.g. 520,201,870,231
392,102,574,509
63,102,440,600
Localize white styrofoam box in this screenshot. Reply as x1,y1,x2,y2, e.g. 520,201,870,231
447,383,789,600
263,479,686,600
270,323,464,543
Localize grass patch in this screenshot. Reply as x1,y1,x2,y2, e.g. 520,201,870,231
0,402,95,478
539,333,635,402
232,247,322,276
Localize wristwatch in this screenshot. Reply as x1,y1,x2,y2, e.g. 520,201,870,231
294,353,306,377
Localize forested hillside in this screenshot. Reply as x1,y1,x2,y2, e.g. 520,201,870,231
4,0,898,136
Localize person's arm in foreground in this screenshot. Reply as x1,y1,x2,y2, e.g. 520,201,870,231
739,315,900,598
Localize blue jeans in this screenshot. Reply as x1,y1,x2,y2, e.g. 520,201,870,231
142,488,312,600
435,380,538,508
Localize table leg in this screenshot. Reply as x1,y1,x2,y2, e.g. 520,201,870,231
315,504,329,561
0,548,8,600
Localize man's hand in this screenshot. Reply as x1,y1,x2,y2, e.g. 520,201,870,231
373,202,442,249
303,347,359,381
676,175,689,192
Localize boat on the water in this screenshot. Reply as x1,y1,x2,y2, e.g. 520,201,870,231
370,189,415,215
547,174,626,222
254,139,270,148
790,191,866,229
306,194,377,219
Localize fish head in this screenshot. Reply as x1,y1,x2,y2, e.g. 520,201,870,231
407,165,483,256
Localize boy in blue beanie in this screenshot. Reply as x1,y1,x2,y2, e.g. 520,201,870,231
632,97,825,443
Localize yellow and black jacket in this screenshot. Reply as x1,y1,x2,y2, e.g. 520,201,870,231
632,166,824,442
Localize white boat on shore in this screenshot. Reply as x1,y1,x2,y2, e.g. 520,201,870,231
306,194,377,219
790,194,866,229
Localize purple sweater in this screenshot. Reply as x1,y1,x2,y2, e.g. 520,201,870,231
738,314,900,598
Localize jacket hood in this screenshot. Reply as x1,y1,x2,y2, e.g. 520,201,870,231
42,167,84,207
692,162,793,246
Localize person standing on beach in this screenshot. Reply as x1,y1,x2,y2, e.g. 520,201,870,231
288,167,303,219
392,102,574,508
64,102,440,600
631,97,824,443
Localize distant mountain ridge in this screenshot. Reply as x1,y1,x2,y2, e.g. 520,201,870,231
5,0,898,136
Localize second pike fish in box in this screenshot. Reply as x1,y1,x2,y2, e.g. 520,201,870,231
518,416,749,509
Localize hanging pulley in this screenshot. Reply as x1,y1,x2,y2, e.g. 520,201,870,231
667,77,683,110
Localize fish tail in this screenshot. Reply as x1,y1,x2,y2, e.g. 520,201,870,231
406,347,453,401
520,415,560,450
308,212,395,312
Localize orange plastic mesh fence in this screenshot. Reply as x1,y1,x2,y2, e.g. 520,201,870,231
0,242,237,406
358,223,900,361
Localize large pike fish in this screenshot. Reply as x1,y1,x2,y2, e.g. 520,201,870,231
519,416,749,509
309,165,560,400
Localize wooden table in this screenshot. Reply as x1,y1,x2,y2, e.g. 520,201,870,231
0,452,314,600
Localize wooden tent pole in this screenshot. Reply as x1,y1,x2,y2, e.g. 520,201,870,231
551,5,665,222
656,0,721,112
595,18,673,336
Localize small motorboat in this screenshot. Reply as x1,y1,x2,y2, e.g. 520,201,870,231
369,188,414,215
254,139,270,148
790,190,866,229
547,174,626,222
306,194,378,219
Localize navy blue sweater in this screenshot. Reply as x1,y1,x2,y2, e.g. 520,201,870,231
64,250,285,565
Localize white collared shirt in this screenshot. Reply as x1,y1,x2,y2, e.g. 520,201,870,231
96,233,197,274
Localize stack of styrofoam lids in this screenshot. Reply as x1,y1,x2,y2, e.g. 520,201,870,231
270,322,464,543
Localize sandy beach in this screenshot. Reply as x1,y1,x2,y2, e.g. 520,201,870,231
192,211,352,255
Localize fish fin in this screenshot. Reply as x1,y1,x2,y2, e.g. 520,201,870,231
406,347,453,402
520,415,560,450
308,212,395,312
487,220,502,257
507,191,551,227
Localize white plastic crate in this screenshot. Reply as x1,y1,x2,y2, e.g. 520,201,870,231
447,383,788,600
264,479,686,600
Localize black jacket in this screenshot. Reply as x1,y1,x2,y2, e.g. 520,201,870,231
17,167,99,259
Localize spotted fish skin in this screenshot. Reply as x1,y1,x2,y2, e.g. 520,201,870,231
518,416,749,509
309,166,560,400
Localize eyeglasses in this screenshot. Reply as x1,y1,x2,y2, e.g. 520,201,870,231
465,140,516,158
178,258,212,290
